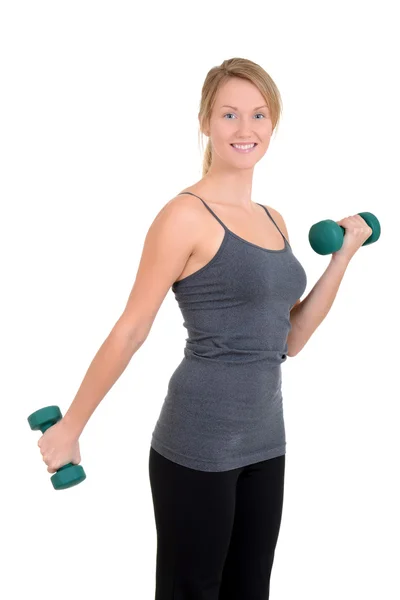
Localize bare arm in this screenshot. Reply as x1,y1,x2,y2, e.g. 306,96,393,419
62,195,199,437
266,205,350,358
63,327,144,437
286,256,349,357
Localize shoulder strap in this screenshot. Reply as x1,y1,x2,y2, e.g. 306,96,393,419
177,192,228,230
256,203,290,247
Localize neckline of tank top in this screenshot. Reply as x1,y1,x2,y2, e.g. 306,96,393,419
177,191,289,254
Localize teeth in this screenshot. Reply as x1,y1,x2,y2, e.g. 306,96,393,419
232,143,255,149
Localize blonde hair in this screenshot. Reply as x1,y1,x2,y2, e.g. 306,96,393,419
198,57,283,178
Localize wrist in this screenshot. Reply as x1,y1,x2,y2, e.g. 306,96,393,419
62,411,84,439
331,253,351,268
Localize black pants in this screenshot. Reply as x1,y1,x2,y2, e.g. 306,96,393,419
148,446,286,599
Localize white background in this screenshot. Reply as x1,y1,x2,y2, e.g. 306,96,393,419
2,1,398,598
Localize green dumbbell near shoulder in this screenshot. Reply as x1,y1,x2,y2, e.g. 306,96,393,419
28,405,86,490
309,212,381,255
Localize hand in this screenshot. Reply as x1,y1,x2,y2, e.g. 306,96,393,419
332,215,373,262
37,418,82,474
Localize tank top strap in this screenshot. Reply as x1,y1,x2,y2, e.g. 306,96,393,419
256,203,291,248
177,192,228,231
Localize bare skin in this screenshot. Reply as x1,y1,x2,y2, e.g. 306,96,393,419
173,76,287,282
37,75,372,473
174,185,287,282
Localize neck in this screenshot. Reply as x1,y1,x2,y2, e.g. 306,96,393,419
197,169,255,209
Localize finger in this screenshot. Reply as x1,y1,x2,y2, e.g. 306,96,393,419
357,216,373,232
336,217,351,225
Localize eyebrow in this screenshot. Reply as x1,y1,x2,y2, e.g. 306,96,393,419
221,104,269,111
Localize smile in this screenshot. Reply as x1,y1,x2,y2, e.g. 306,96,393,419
230,143,258,153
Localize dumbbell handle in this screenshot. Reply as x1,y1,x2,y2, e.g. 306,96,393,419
309,211,380,255
29,410,77,477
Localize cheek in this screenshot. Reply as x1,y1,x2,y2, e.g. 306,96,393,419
209,128,233,151
213,120,232,138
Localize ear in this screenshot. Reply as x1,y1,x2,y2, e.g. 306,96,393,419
198,113,210,137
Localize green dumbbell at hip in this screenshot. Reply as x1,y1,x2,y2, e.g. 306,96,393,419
28,405,86,490
309,212,381,255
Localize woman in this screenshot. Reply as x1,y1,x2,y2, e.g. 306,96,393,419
37,58,372,598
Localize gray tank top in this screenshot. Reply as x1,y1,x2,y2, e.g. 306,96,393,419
150,191,307,472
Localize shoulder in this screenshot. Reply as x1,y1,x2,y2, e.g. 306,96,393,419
147,193,205,243
159,192,202,221
160,192,209,226
163,191,214,237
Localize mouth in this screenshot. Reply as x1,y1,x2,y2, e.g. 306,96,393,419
230,143,258,153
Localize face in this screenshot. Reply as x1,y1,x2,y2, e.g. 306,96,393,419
200,77,273,171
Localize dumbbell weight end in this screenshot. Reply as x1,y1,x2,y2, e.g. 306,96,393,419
309,211,381,255
28,405,86,490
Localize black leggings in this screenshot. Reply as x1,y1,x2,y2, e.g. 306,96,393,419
148,446,286,599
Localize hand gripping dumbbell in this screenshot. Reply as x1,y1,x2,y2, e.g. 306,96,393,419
309,212,381,255
28,405,86,490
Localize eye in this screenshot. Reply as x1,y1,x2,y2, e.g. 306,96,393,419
223,113,266,120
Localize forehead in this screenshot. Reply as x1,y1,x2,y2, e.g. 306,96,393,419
214,77,267,109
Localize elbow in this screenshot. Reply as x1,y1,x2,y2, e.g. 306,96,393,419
286,339,297,357
286,326,305,357
287,340,302,357
113,319,149,347
287,342,306,357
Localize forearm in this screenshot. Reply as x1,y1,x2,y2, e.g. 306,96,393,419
287,256,350,356
63,324,145,437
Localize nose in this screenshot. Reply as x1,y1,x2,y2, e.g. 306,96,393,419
235,119,256,138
